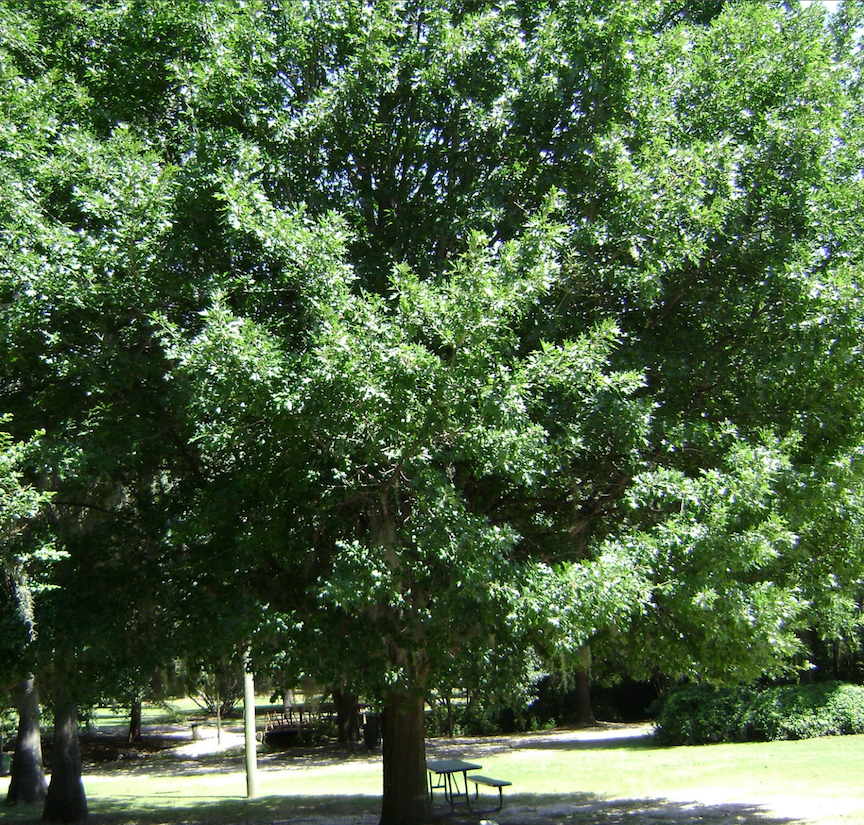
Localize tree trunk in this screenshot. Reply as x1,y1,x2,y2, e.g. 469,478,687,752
128,696,142,744
243,647,258,799
42,699,87,823
6,676,47,806
333,687,360,743
574,646,596,726
379,689,431,825
574,668,596,725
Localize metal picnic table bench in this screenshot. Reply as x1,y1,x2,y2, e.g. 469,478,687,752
466,774,513,812
426,758,512,813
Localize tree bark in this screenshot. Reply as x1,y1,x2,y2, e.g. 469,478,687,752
6,676,47,806
333,686,360,743
379,688,431,825
574,646,596,726
128,696,142,744
42,699,87,823
573,668,596,725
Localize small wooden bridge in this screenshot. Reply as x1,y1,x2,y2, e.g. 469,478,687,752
263,703,371,746
264,704,328,732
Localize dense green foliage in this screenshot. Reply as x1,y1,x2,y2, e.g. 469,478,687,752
655,683,755,745
656,681,864,745
0,420,56,660
2,0,864,821
745,682,864,741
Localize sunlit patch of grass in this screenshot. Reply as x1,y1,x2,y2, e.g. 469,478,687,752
474,732,864,801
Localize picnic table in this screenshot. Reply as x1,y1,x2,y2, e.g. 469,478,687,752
426,758,512,812
426,758,482,811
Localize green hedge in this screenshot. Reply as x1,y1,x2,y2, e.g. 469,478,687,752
654,684,755,745
655,681,864,745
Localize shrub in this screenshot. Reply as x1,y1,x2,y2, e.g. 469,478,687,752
742,682,864,741
655,681,864,745
654,684,754,745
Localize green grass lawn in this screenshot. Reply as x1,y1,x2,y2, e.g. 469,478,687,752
477,733,863,800
2,719,863,824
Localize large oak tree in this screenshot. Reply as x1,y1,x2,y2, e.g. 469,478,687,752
2,2,864,824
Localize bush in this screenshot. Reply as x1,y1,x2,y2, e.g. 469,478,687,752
654,684,755,745
655,681,864,745
742,682,864,741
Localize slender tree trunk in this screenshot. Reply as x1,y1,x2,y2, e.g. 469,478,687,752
128,696,142,744
574,646,596,726
333,686,360,743
243,647,258,799
42,699,87,823
6,676,47,806
379,688,431,825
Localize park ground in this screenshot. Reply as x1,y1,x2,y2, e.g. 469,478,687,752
2,714,861,825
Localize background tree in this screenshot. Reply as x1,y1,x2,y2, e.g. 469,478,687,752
0,5,212,816
551,0,864,683
0,422,53,807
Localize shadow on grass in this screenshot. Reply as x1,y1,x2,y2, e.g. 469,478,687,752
79,745,381,780
0,794,381,825
0,792,805,825
448,792,801,824
510,734,655,752
86,793,380,825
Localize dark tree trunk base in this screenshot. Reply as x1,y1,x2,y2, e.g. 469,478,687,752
42,700,87,823
333,688,361,743
128,697,142,744
574,668,596,726
575,647,596,726
6,677,47,806
379,689,431,825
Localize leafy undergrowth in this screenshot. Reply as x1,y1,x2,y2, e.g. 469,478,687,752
655,681,864,745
